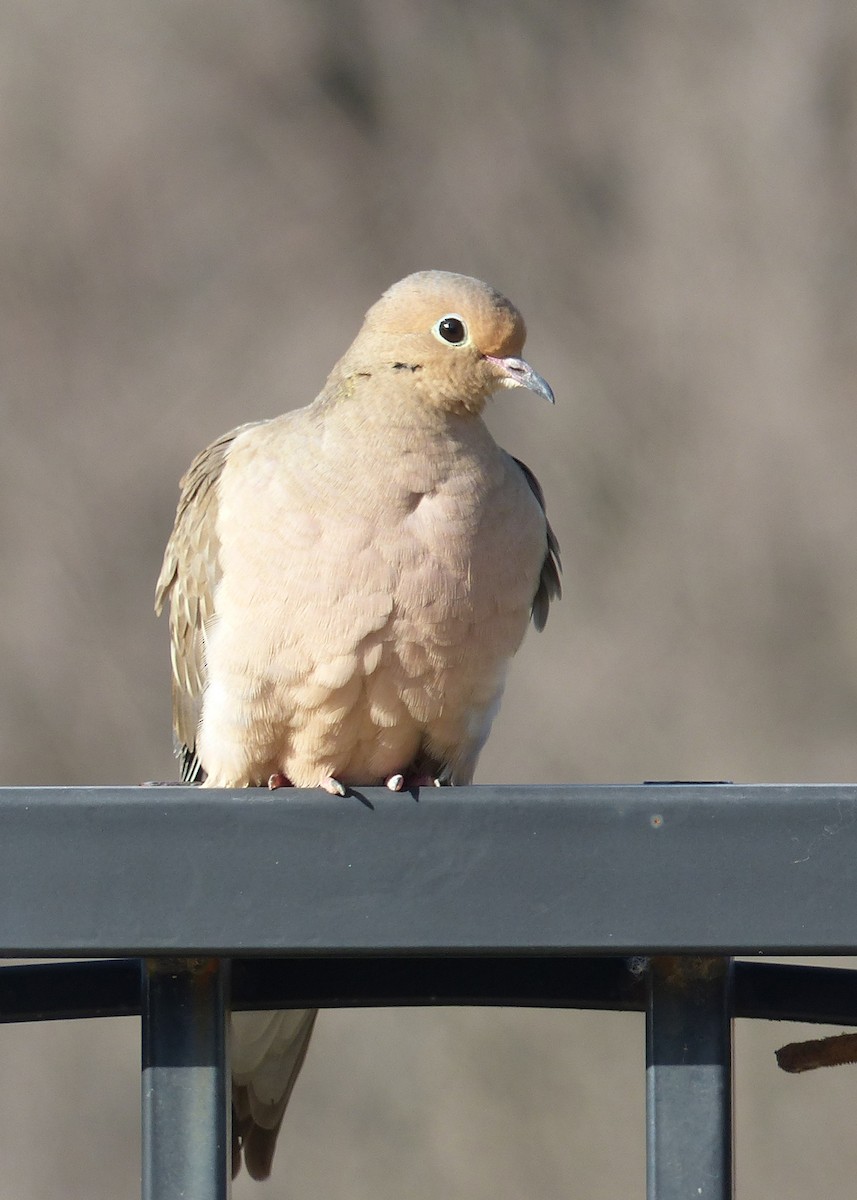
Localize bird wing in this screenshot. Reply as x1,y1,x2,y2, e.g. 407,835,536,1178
509,455,561,631
154,421,265,781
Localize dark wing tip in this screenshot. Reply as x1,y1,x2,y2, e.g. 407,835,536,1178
178,742,206,784
531,550,562,632
510,455,561,631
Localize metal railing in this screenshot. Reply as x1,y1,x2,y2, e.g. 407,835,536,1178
2,783,857,1198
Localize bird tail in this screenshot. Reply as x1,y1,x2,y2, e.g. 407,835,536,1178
231,1007,318,1180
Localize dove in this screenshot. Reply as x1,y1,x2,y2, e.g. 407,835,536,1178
155,269,560,1179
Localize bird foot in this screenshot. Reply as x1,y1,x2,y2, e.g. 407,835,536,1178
267,773,294,790
384,772,443,791
322,776,347,796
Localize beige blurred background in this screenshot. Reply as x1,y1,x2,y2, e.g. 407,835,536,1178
2,0,857,1196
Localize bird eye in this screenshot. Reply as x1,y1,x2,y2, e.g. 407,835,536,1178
434,315,468,345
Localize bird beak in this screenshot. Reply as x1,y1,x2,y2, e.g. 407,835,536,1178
486,356,555,405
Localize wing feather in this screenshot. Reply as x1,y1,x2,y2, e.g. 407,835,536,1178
509,456,561,632
154,422,264,780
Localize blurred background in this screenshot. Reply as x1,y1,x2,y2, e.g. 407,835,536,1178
2,0,857,1195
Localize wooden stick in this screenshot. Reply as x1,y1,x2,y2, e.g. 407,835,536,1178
776,1032,857,1073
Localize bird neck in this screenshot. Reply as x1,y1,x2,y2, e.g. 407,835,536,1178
320,359,490,424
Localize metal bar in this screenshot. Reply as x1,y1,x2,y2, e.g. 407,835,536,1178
3,956,857,1026
0,959,141,1022
646,957,733,1200
3,785,857,955
141,958,229,1200
0,956,642,1023
732,960,857,1025
230,953,646,1012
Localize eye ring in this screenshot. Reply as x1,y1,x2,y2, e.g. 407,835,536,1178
433,314,468,346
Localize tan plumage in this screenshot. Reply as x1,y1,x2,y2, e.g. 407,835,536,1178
155,270,560,1179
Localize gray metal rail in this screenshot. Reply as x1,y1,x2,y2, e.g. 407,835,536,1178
1,783,856,1199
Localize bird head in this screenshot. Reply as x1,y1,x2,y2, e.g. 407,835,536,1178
341,270,554,416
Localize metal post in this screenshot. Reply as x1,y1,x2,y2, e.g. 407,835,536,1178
646,956,733,1200
141,958,229,1200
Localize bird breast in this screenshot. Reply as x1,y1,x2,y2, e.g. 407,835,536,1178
200,416,545,785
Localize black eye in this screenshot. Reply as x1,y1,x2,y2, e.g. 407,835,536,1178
436,315,467,345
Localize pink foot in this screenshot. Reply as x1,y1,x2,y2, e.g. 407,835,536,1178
384,772,443,791
267,773,294,790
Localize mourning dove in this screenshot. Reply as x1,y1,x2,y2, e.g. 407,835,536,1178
155,269,560,1179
